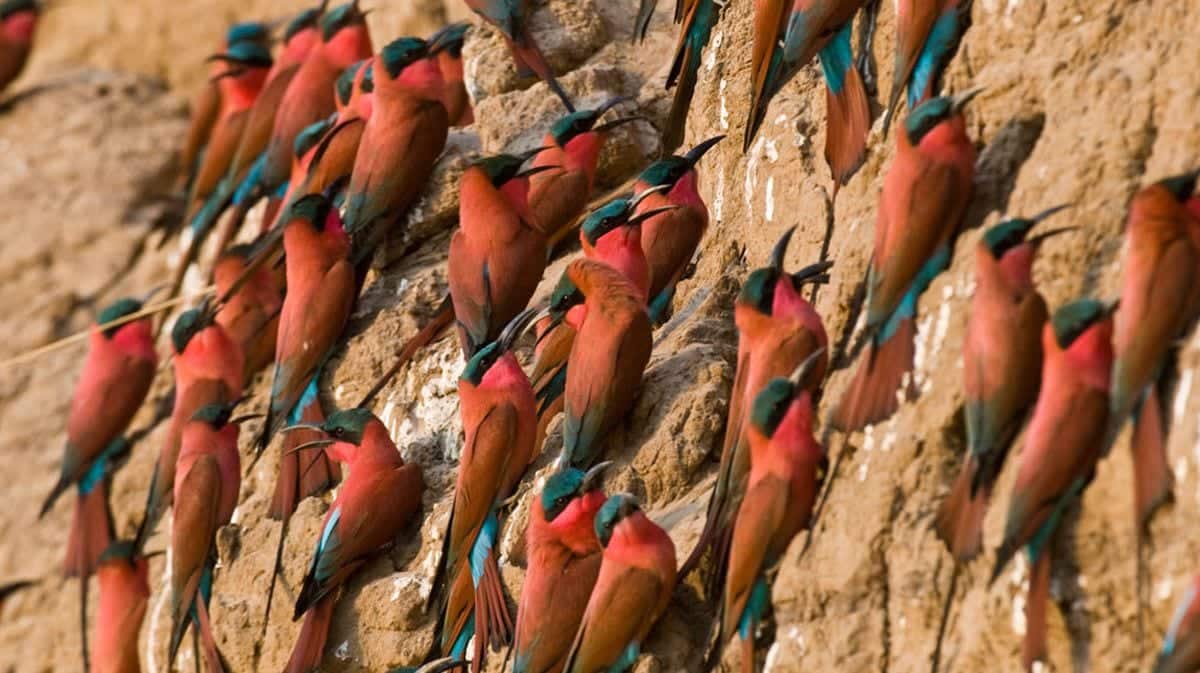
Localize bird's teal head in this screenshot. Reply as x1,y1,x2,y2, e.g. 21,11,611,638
461,307,538,386
547,271,585,322
428,22,469,58
1050,298,1113,350
226,20,270,47
336,61,365,106
284,5,323,43
320,408,376,446
97,297,143,339
289,193,334,231
542,462,609,522
904,88,981,146
321,1,364,42
739,226,795,313
171,308,213,354
1160,170,1200,203
748,348,823,437
294,118,332,158
639,135,724,189
580,187,675,246
594,493,640,547
209,41,274,70
191,402,235,429
380,37,429,79
360,63,375,93
983,204,1074,259
0,0,37,20
97,539,139,566
474,153,527,188
551,97,641,146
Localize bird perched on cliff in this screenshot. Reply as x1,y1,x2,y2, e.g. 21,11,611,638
178,20,271,192
279,408,424,673
1108,172,1200,537
463,0,574,110
341,36,451,256
512,464,610,673
260,1,373,198
530,189,676,451
212,243,283,383
428,21,474,126
431,309,540,672
92,541,151,673
542,259,653,469
449,149,556,357
745,0,872,194
136,307,244,551
167,401,248,673
681,228,830,585
990,298,1116,670
257,194,352,451
1155,574,1200,673
936,207,1074,561
40,296,157,578
631,134,723,323
527,97,644,249
832,89,979,431
708,351,827,673
562,493,676,673
882,0,971,134
286,59,374,208
198,4,327,253
0,0,40,96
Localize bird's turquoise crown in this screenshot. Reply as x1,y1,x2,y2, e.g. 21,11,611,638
1050,298,1108,349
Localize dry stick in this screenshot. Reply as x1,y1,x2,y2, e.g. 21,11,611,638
0,286,216,369
929,564,961,673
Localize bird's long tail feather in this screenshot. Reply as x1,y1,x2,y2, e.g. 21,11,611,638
934,455,988,562
831,318,916,431
65,485,113,578
1023,551,1051,671
819,24,870,196
284,596,335,673
506,27,574,112
195,597,227,673
1132,386,1173,533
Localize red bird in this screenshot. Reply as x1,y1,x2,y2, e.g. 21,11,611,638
278,409,425,673
512,464,610,673
562,493,676,673
135,307,244,551
212,243,283,382
92,541,151,673
428,22,473,126
41,296,157,577
833,90,979,431
449,150,556,356
0,0,39,95
681,228,829,584
463,0,573,110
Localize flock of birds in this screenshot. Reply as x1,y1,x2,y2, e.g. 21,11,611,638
1,0,1199,672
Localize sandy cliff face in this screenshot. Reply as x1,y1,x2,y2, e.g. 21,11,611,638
1,1,1198,672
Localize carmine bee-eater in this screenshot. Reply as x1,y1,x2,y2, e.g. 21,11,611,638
199,4,327,251
92,541,151,673
543,258,653,469
882,0,970,134
167,402,248,673
710,351,827,673
295,60,375,202
165,42,274,302
832,89,979,431
659,0,720,152
631,135,722,323
527,187,679,448
212,243,283,382
340,36,451,253
681,228,830,583
258,194,353,451
512,464,610,673
562,493,676,673
260,1,373,196
41,296,157,577
990,299,1115,670
427,22,473,126
1155,574,1200,673
527,98,643,248
431,309,540,671
745,0,871,192
135,307,244,551
936,207,1074,561
0,0,40,95
178,21,271,192
278,408,425,673
1109,172,1200,537
463,0,574,111
449,149,557,357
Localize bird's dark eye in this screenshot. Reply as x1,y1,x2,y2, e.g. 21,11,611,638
331,427,344,437
556,496,569,508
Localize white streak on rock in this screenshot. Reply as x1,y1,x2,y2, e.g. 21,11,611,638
765,176,775,222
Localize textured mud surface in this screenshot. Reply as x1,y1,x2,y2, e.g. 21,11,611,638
1,1,1198,672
